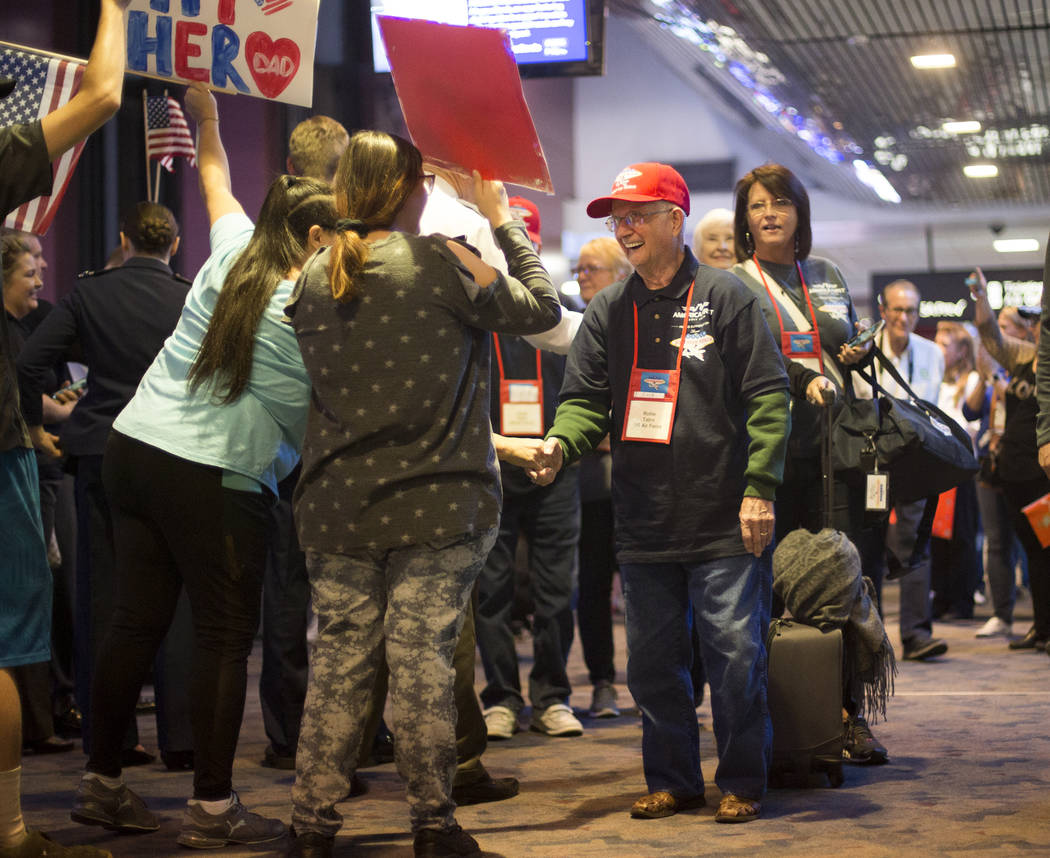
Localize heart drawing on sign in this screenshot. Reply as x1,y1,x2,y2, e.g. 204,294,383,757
245,32,301,99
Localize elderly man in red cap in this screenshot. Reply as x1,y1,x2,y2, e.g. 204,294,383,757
533,163,790,823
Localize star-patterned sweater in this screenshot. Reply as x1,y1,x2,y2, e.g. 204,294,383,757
288,222,562,555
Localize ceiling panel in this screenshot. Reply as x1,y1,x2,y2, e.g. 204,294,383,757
613,0,1050,207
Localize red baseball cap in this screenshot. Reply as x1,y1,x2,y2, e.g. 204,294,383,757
586,162,690,218
508,195,541,249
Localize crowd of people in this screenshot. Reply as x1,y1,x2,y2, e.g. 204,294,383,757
2,4,1050,857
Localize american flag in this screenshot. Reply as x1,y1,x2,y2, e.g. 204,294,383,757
0,45,85,235
145,94,196,173
259,0,294,15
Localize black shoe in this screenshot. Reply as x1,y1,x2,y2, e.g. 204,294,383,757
1008,626,1049,650
119,747,156,767
451,774,519,806
903,638,948,661
54,701,83,739
286,827,334,858
262,745,296,770
843,715,889,764
414,825,480,857
370,726,395,766
161,749,194,771
24,735,74,754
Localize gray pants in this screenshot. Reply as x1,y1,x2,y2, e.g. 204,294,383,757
291,528,497,837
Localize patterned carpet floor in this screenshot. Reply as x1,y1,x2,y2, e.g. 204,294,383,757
21,580,1050,857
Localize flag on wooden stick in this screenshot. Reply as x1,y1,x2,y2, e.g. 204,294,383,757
145,94,196,172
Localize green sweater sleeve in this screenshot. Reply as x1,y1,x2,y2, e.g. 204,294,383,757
744,389,791,499
546,396,610,464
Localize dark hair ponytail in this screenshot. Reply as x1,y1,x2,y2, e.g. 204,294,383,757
187,175,336,404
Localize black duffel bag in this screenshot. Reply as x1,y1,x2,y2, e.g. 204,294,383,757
832,347,978,504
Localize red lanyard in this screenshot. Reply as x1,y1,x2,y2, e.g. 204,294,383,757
751,255,825,373
631,279,696,371
493,333,543,382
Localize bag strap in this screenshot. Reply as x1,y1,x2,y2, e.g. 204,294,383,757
867,345,925,403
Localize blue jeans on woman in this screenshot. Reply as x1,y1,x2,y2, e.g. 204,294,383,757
620,552,771,801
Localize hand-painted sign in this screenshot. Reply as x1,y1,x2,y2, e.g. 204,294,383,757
124,0,318,107
378,16,554,194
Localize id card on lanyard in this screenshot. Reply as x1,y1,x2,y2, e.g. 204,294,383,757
622,280,695,444
752,256,824,374
494,334,544,436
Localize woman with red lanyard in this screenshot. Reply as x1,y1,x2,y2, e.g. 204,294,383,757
730,163,871,540
730,163,886,765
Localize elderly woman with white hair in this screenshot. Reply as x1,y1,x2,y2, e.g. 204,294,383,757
692,207,735,270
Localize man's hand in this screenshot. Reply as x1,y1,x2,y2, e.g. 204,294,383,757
29,425,61,459
527,437,564,486
1039,442,1050,480
739,496,775,557
805,376,836,406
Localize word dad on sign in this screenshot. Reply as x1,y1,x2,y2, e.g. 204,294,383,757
125,0,319,107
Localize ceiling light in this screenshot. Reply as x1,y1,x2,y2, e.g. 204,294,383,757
963,164,998,178
911,53,956,69
852,160,901,203
942,120,981,134
993,238,1039,253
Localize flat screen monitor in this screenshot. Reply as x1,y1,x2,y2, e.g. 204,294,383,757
371,0,605,78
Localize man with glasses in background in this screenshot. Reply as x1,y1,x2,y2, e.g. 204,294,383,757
860,279,947,660
531,163,790,823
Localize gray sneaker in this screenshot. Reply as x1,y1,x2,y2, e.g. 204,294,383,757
588,682,620,718
70,775,158,833
176,792,285,849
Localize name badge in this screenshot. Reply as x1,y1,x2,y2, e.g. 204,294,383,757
500,379,543,436
622,369,681,443
784,331,817,357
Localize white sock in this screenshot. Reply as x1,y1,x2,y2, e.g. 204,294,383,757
0,766,27,849
189,794,235,814
83,771,124,790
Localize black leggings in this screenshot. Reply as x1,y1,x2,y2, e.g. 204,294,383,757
88,432,272,799
1000,476,1050,639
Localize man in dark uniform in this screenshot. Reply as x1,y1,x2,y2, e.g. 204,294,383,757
0,2,133,855
18,202,193,770
534,163,790,824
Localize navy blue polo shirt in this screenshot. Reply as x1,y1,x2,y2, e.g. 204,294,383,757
559,247,788,564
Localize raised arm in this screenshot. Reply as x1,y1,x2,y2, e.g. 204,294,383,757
40,0,132,160
183,83,242,227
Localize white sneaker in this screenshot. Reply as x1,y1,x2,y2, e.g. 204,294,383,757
483,705,519,740
530,703,583,737
976,616,1012,638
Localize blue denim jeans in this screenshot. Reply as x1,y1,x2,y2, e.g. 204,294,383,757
620,553,771,800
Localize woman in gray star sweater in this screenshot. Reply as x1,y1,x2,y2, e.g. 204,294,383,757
285,131,561,858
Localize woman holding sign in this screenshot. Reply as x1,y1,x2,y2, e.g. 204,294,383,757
69,83,337,851
284,132,561,858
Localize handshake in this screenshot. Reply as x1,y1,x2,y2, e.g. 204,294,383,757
494,435,565,486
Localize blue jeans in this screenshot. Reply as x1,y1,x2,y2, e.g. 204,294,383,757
620,553,771,800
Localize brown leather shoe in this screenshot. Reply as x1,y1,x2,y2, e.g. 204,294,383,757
629,790,706,819
715,793,761,823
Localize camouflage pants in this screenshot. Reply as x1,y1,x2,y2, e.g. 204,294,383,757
291,528,497,836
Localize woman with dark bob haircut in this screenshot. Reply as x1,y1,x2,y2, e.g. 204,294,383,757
730,163,885,761
285,130,561,858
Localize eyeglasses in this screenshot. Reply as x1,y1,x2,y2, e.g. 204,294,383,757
886,306,919,317
571,264,610,277
604,208,675,232
420,173,435,193
747,197,794,215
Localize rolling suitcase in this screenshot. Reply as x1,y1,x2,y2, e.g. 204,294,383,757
766,619,844,787
766,390,845,788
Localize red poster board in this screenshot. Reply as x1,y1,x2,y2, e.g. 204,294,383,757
377,16,554,194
